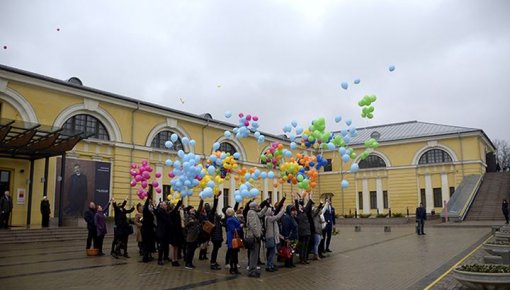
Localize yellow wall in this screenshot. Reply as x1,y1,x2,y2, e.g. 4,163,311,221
0,74,492,225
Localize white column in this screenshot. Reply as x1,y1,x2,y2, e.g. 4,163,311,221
376,177,384,213
156,165,163,202
425,174,433,213
441,173,449,205
362,179,370,214
218,184,224,215
264,178,268,200
230,176,236,206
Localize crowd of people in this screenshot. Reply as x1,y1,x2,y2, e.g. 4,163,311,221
83,191,336,278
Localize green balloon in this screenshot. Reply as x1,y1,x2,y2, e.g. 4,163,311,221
297,175,304,182
368,106,375,112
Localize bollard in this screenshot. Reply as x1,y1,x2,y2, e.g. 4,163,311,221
355,209,358,219
384,226,391,232
355,225,361,232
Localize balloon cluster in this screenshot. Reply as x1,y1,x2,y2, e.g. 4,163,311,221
261,142,291,169
224,112,265,143
129,160,162,200
283,120,304,149
234,182,260,203
358,138,380,160
164,133,196,150
301,117,332,149
358,95,377,119
166,150,203,198
206,150,240,179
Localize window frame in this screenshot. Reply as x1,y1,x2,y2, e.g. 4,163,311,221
150,130,184,151
418,149,453,165
63,114,110,140
359,155,387,169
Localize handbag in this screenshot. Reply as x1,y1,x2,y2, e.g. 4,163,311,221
202,220,215,235
232,230,244,249
244,236,255,249
278,244,293,259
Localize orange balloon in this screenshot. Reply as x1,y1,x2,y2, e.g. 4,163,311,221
273,182,278,188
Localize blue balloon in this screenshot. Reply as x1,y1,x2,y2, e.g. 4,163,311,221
224,131,231,138
341,179,349,189
291,120,298,128
261,172,267,179
249,188,260,197
341,129,348,137
341,81,348,90
354,79,361,84
350,163,359,173
296,127,304,135
346,119,352,126
165,159,173,166
164,141,173,149
389,65,395,72
290,142,297,150
224,111,232,118
334,115,342,123
189,139,196,147
178,150,185,159
171,133,178,143
268,171,275,179
182,137,189,145
257,135,265,144
254,131,261,138
284,150,292,158
344,135,351,144
339,147,346,155
207,165,215,175
283,125,292,133
342,154,350,162
233,152,240,159
212,142,220,151
327,143,336,150
235,194,242,203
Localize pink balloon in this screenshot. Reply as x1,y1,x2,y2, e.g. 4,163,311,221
141,181,148,188
131,163,137,169
130,169,137,177
152,181,159,187
253,116,259,121
244,121,249,126
155,172,161,178
142,172,150,179
147,167,153,172
142,160,148,166
168,172,175,178
155,188,162,193
238,113,244,118
138,188,144,194
135,175,142,182
130,180,137,187
246,114,252,121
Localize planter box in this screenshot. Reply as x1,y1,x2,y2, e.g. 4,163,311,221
483,243,510,256
453,267,510,290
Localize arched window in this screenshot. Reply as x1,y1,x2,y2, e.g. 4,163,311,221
359,155,387,169
419,149,452,164
219,142,237,155
63,114,109,140
151,131,184,151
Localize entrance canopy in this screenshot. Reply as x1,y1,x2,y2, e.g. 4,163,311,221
0,118,90,160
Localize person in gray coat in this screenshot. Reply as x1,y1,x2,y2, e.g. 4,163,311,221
245,200,269,278
264,200,285,272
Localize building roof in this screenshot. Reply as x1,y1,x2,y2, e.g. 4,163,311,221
346,120,490,146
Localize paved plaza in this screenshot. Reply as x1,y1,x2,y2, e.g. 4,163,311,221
0,224,492,290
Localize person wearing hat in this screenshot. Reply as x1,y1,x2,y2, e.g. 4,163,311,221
281,203,298,268
40,196,51,228
245,199,269,278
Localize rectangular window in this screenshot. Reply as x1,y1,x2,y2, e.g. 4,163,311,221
449,187,455,198
358,192,363,210
268,191,273,202
383,191,388,209
324,159,333,172
433,188,442,208
420,188,426,206
370,191,377,209
223,188,229,207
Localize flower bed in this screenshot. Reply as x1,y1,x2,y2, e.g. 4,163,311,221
453,264,510,290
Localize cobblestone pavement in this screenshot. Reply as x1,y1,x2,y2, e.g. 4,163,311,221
0,225,490,290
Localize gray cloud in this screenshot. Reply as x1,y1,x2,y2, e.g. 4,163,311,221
1,0,509,141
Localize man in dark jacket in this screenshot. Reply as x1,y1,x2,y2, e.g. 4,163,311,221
0,191,13,229
296,196,312,264
502,199,509,224
84,202,97,250
323,198,336,252
281,204,298,268
208,195,223,270
154,201,172,265
416,203,427,235
40,196,51,227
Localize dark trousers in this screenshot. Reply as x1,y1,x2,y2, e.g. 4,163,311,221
227,248,239,269
42,214,50,227
416,219,425,235
158,240,169,262
298,235,310,262
0,212,10,228
185,241,198,266
96,235,105,253
319,232,326,254
325,223,333,250
86,229,97,249
210,240,222,264
504,211,509,224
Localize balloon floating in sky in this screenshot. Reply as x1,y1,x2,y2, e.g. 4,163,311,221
353,79,361,84
359,95,377,119
224,111,232,118
389,65,396,72
3,46,6,50
56,28,60,31
341,81,349,90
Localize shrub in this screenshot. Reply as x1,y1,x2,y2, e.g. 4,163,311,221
343,214,355,218
392,212,404,218
359,213,371,218
457,264,510,273
376,213,388,218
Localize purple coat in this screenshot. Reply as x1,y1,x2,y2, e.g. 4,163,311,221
95,211,107,236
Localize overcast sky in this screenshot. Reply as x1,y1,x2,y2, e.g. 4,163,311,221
1,0,509,142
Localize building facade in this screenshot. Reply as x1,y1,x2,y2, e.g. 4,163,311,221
0,65,494,226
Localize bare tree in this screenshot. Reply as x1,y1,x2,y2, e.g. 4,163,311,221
493,139,510,168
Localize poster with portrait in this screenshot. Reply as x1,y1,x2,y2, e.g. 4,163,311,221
55,158,111,217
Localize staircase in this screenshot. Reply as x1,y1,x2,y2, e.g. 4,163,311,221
465,172,510,221
0,227,88,244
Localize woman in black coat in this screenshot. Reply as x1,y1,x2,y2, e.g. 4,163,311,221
141,195,156,263
40,196,51,227
208,195,222,270
111,200,135,258
154,201,172,265
169,199,183,266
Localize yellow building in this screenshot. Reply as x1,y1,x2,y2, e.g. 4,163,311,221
0,65,495,227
